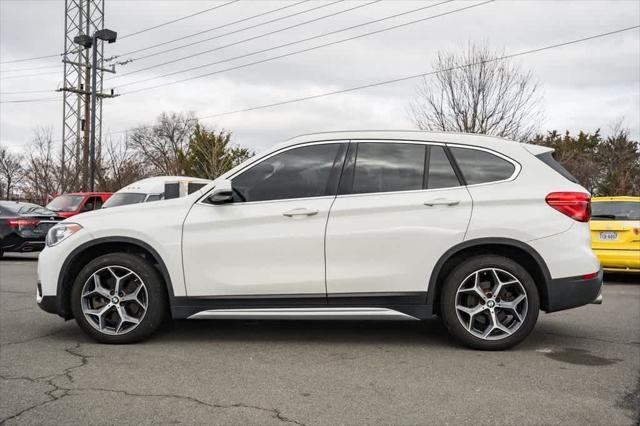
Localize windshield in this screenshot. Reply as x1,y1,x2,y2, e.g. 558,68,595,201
102,193,147,208
591,201,640,221
46,195,85,212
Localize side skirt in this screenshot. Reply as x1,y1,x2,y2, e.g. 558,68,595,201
171,292,433,320
188,307,420,321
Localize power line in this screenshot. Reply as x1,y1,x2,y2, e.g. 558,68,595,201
110,0,370,80
121,0,485,94
0,69,62,80
0,96,59,104
116,0,451,86
115,0,344,65
192,25,640,120
0,53,60,65
111,0,311,59
119,0,241,40
0,89,54,95
0,0,240,66
0,64,62,73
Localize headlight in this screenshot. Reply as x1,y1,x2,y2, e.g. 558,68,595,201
46,223,83,247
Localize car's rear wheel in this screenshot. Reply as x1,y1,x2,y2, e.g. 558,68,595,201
70,252,168,344
439,255,539,350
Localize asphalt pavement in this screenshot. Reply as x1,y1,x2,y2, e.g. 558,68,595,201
1,252,638,425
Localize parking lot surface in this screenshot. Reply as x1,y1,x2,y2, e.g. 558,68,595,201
1,252,639,425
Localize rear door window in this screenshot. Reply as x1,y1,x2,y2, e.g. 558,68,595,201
449,147,516,185
351,142,425,194
426,146,460,189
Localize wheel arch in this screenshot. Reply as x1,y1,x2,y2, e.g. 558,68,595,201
426,238,552,313
56,236,175,320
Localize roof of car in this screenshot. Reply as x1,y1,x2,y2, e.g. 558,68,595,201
278,130,523,151
63,192,112,196
218,130,540,181
115,176,212,194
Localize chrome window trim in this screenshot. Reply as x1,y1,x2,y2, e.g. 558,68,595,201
227,140,349,180
198,138,521,205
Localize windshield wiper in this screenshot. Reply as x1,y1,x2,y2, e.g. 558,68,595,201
591,214,617,219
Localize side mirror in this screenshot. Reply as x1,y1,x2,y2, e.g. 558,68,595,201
206,179,233,205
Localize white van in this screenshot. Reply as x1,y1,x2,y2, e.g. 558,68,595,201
102,176,211,209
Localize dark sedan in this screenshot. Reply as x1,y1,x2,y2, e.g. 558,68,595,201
0,201,64,257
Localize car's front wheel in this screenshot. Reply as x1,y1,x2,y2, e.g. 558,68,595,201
439,255,540,350
70,252,168,344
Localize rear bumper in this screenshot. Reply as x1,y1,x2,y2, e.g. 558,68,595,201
545,269,603,313
593,248,640,272
1,236,45,253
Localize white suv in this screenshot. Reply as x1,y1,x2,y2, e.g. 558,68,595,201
37,131,602,350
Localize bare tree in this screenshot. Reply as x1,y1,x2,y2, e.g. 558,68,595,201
409,43,543,141
129,112,197,175
22,128,60,204
96,136,148,192
0,145,24,199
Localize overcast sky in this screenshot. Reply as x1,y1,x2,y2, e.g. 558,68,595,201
1,0,639,154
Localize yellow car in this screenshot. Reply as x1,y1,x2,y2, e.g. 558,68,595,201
590,196,640,273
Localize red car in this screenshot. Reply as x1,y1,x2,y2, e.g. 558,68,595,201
45,192,112,218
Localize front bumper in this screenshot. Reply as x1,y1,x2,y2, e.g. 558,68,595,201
36,281,60,315
545,269,603,313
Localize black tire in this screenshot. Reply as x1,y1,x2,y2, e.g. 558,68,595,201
439,255,540,350
70,252,168,344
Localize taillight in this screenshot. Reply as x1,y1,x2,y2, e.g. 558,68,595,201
545,192,591,222
6,218,41,229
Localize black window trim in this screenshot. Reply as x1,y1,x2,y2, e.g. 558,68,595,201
337,140,465,197
445,143,521,187
200,140,350,206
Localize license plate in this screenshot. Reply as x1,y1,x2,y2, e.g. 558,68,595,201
599,231,618,241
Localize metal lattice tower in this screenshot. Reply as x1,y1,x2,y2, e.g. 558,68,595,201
60,0,108,192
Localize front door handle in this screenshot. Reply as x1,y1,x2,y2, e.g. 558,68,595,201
423,198,460,207
283,208,319,217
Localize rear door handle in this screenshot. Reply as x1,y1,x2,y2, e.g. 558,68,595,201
283,208,319,217
423,198,460,207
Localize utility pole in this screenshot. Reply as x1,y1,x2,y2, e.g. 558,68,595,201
59,0,116,193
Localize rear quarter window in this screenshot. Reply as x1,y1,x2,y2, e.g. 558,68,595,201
449,147,516,185
535,151,578,183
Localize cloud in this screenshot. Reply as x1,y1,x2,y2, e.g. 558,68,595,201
1,0,639,153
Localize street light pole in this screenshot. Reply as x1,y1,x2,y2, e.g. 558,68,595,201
74,29,116,192
89,36,98,192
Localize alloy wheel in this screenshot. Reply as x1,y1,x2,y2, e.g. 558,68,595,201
454,268,528,340
80,265,148,335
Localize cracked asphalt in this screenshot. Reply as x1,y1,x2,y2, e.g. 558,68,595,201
1,253,639,425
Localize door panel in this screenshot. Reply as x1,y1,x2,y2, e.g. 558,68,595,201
325,187,472,294
182,198,334,296
181,141,347,297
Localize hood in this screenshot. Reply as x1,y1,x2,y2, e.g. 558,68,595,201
67,191,197,226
